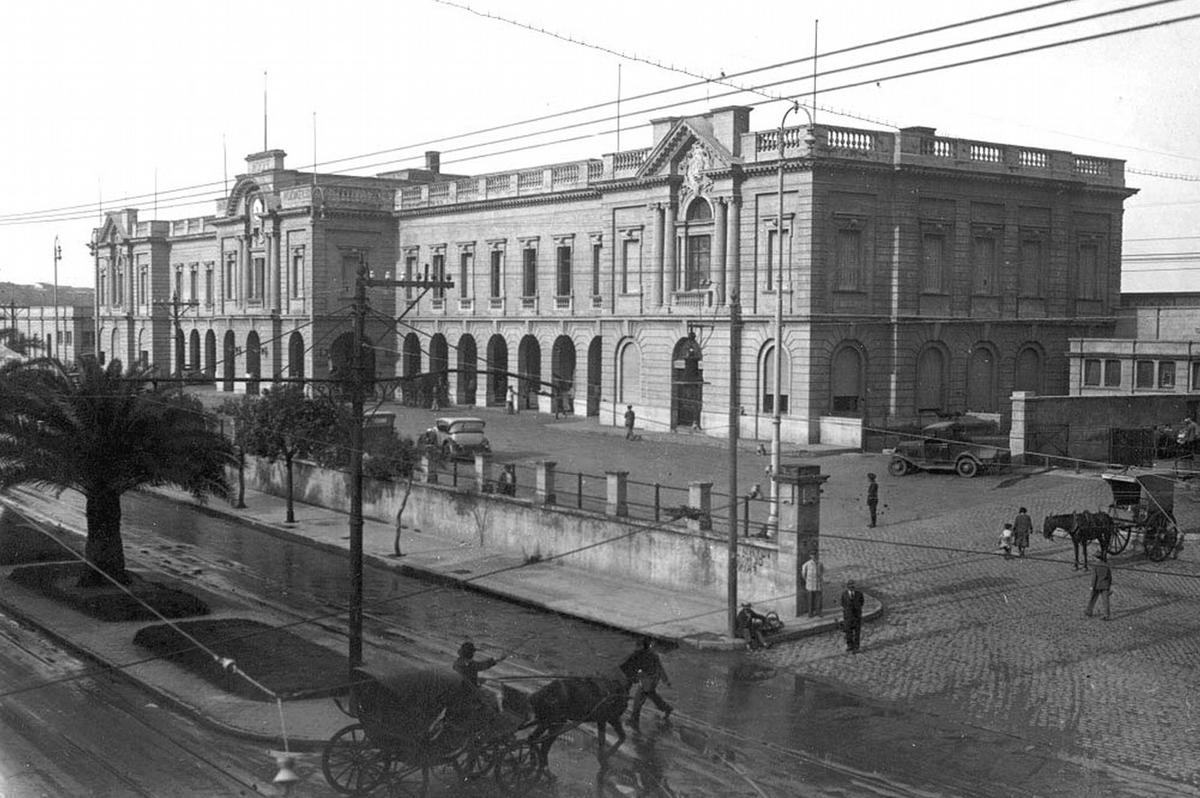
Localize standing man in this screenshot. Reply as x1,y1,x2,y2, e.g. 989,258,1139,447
840,580,865,653
453,640,506,687
624,404,636,440
801,551,825,617
1085,553,1113,620
1013,507,1033,557
620,637,672,727
866,473,879,528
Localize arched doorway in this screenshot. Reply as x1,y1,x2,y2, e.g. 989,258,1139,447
188,330,200,373
1014,344,1043,394
966,344,997,412
288,332,305,384
671,335,704,429
245,331,262,395
329,332,377,396
916,345,947,416
429,334,449,407
402,333,422,377
205,330,216,378
587,336,602,417
223,331,236,391
487,334,508,406
830,344,865,415
457,334,478,406
551,335,576,415
518,335,541,410
110,329,121,367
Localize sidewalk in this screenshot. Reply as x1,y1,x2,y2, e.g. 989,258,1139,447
0,480,880,750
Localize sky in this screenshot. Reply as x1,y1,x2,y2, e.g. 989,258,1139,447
2,0,1198,292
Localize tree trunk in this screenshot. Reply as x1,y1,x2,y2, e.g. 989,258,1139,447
393,473,414,556
82,489,129,586
235,449,247,509
285,453,295,524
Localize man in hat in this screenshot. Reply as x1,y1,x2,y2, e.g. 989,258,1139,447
866,473,879,528
840,580,865,652
620,637,673,728
453,640,506,687
735,602,770,650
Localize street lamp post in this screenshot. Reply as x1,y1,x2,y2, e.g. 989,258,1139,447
766,103,815,534
52,236,61,359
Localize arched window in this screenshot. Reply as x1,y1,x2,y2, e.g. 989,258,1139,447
916,346,946,413
617,340,641,405
831,345,864,415
966,345,997,412
1014,345,1043,394
759,342,792,414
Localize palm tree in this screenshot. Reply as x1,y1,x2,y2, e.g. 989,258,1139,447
0,357,233,586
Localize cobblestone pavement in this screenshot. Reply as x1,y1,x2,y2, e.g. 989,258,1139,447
779,468,1200,792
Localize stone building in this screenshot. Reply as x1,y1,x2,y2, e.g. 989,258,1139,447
91,108,1135,444
2,303,94,364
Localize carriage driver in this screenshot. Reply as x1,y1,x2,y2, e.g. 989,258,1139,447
453,640,507,687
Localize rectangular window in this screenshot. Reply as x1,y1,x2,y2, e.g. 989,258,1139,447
431,253,446,299
1192,362,1200,391
189,266,198,301
1159,361,1176,389
1084,359,1101,386
685,235,711,290
139,269,148,306
1078,242,1100,300
404,254,417,299
592,243,602,297
490,250,503,298
1104,359,1121,387
835,228,863,290
972,233,997,295
556,245,572,297
224,253,237,300
205,265,214,307
522,248,537,297
174,269,183,300
921,232,945,292
252,257,265,300
1135,360,1154,388
459,251,473,298
290,248,304,298
621,239,639,294
1019,236,1043,297
766,228,790,291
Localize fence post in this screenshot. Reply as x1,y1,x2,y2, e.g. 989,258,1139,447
606,471,629,517
654,483,661,522
452,460,459,487
743,496,751,537
475,453,493,493
577,472,583,509
688,481,713,533
420,453,438,484
535,461,557,506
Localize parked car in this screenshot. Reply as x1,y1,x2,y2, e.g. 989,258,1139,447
420,417,491,459
885,418,1010,478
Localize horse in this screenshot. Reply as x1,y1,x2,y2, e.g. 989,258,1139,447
525,668,633,774
1042,511,1114,570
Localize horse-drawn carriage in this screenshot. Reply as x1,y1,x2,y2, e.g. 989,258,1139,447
321,661,635,796
321,664,541,797
1101,471,1184,562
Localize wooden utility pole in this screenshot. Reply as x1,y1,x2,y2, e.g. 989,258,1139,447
347,262,451,672
727,291,742,636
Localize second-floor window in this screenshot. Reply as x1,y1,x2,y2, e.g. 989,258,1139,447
252,257,266,300
1135,360,1154,389
971,230,998,295
835,227,863,291
556,245,572,296
490,250,503,298
404,253,417,299
224,253,237,300
921,231,946,293
1019,235,1044,297
1078,240,1102,300
189,265,198,301
1084,359,1101,386
460,250,473,298
684,235,710,290
290,248,305,298
592,242,602,296
174,268,183,301
432,253,446,299
1104,359,1121,387
205,264,214,307
522,247,537,297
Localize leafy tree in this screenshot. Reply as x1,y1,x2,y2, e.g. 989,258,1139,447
217,394,257,509
243,386,340,523
0,357,233,585
364,431,421,557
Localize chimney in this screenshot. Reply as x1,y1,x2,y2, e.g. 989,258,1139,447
709,106,752,156
425,151,441,174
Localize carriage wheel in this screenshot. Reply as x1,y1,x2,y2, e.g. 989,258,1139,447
493,740,540,795
382,761,430,798
1107,524,1131,555
321,723,392,795
1143,517,1174,562
452,739,502,782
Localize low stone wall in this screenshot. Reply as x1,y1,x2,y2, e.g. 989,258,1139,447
236,457,793,605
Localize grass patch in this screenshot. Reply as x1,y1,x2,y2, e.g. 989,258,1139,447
9,562,209,621
133,618,349,702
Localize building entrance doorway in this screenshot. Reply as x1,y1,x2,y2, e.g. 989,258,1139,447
671,335,703,429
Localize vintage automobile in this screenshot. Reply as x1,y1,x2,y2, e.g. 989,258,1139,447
420,416,491,459
886,419,1010,478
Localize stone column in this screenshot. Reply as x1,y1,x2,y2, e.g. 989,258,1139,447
651,203,664,307
475,453,493,492
663,203,677,300
535,461,557,506
420,453,438,484
714,197,728,306
726,196,741,307
606,471,629,517
688,480,713,533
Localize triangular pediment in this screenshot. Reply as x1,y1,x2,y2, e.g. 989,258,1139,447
636,117,736,181
94,213,128,245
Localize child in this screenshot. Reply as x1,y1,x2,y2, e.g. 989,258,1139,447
999,522,1014,560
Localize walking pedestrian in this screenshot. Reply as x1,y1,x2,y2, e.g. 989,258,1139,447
801,551,825,617
1084,553,1113,620
624,404,637,440
866,473,879,527
619,637,672,727
506,385,515,415
840,580,865,652
1013,507,1033,557
453,640,506,687
998,522,1014,560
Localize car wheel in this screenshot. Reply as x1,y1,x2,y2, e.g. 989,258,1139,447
955,457,979,478
887,458,909,477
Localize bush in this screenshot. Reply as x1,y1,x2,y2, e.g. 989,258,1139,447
9,562,210,621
